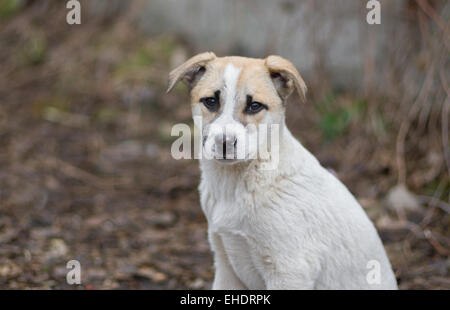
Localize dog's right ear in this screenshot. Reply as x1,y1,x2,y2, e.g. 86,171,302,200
166,52,216,93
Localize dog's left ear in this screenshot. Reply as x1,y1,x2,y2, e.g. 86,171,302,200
265,55,307,104
167,51,216,93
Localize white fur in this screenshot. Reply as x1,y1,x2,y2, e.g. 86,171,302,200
198,125,397,290
203,63,250,161
222,63,241,116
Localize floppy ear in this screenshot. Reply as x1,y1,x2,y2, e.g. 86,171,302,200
265,55,307,104
166,51,216,93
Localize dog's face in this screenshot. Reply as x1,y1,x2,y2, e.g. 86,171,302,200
167,53,306,164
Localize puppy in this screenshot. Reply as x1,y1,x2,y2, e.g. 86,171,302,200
167,52,397,289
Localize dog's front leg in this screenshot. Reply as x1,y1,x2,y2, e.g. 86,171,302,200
209,232,247,290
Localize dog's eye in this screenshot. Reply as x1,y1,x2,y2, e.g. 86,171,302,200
245,101,266,114
200,91,220,112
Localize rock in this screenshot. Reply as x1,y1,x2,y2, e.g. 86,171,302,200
102,279,120,289
385,184,423,213
153,211,176,228
376,215,408,231
187,278,205,289
47,239,68,259
136,267,167,283
0,261,21,278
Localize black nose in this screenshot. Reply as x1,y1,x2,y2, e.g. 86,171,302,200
221,135,237,158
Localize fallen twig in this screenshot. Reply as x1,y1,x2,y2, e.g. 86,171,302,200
417,195,450,214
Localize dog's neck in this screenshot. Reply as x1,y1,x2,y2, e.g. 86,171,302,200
197,125,318,211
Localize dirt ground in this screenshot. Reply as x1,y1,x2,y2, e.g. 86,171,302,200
0,3,449,289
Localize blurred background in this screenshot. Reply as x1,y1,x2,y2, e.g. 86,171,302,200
0,0,449,289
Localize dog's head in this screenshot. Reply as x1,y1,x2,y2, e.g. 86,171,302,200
167,52,306,164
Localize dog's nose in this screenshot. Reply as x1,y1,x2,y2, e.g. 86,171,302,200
215,134,236,146
215,134,237,158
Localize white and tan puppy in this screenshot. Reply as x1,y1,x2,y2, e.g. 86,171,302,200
167,52,397,290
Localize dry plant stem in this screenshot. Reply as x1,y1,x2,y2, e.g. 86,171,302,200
405,222,450,257
41,157,114,190
395,63,435,184
443,98,450,194
420,180,445,227
417,195,450,214
440,69,450,196
416,9,433,133
424,230,450,256
416,0,449,49
395,12,448,187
